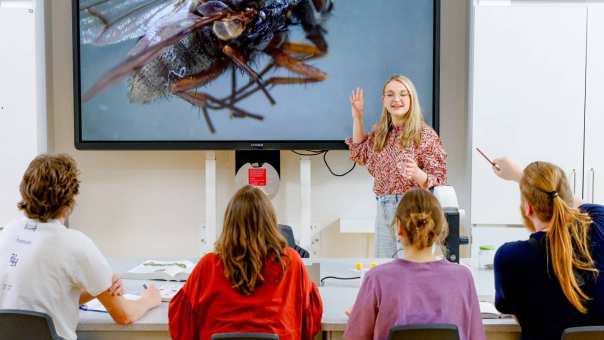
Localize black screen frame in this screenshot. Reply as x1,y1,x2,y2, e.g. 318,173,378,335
73,0,440,150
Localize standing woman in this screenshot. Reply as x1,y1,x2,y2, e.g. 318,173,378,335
346,75,447,257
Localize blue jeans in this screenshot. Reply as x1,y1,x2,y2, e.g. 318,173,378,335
375,194,403,258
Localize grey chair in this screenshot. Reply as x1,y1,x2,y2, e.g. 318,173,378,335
278,224,309,258
561,326,604,340
211,333,279,340
0,309,64,340
388,324,460,340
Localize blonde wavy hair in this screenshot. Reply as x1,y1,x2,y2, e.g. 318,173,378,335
374,75,425,152
520,161,597,313
215,185,289,295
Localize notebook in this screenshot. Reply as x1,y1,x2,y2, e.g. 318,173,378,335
480,301,511,319
121,260,195,281
155,281,184,302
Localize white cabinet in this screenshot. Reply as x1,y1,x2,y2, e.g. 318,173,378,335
584,6,604,205
0,0,47,225
470,5,587,225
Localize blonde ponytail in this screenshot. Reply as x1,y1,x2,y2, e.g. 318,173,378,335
521,162,597,313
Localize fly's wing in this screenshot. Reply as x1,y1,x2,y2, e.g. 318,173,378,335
79,0,194,45
83,12,226,101
127,5,201,56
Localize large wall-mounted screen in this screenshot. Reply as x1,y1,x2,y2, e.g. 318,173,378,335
74,0,439,150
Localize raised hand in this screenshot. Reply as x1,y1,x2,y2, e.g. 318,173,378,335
492,157,523,183
350,87,364,120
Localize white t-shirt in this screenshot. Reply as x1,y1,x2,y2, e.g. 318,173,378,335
0,216,112,340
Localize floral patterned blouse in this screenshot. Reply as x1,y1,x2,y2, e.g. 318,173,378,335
346,123,447,195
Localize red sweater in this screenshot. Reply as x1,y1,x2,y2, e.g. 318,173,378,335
168,248,323,340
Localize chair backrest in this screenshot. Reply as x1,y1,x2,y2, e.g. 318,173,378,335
0,309,63,340
278,224,309,258
211,333,279,340
388,324,460,340
562,326,604,340
278,224,296,247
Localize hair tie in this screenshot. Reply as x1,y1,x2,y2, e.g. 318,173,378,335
548,191,559,199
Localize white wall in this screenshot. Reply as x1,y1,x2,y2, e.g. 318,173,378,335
45,0,471,258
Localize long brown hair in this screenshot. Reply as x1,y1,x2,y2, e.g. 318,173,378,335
520,161,597,313
215,185,288,295
18,154,80,222
395,188,448,250
374,75,424,152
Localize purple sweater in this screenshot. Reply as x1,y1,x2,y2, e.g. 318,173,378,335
344,259,485,340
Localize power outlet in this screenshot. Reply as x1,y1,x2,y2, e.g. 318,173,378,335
310,224,320,257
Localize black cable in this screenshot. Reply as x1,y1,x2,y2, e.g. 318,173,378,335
290,150,356,177
320,275,361,286
322,150,356,176
291,150,326,156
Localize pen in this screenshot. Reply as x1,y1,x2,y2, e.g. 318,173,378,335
143,283,148,289
79,305,107,313
476,147,501,170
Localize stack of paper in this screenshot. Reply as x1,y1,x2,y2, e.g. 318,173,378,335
121,260,195,281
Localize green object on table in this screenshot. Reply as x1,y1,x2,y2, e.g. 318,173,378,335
143,261,187,269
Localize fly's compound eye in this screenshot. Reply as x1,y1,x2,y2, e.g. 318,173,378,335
197,1,229,17
213,18,244,41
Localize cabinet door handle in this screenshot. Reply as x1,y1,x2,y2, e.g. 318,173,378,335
572,169,577,195
591,168,595,204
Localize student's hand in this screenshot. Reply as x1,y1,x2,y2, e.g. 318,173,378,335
345,308,352,317
492,157,523,183
350,88,364,120
109,274,123,296
141,283,162,307
401,158,428,188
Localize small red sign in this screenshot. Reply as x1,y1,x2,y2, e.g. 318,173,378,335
248,167,267,186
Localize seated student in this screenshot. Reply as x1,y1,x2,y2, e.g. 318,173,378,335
492,158,604,340
344,188,485,340
0,154,161,340
168,185,322,340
